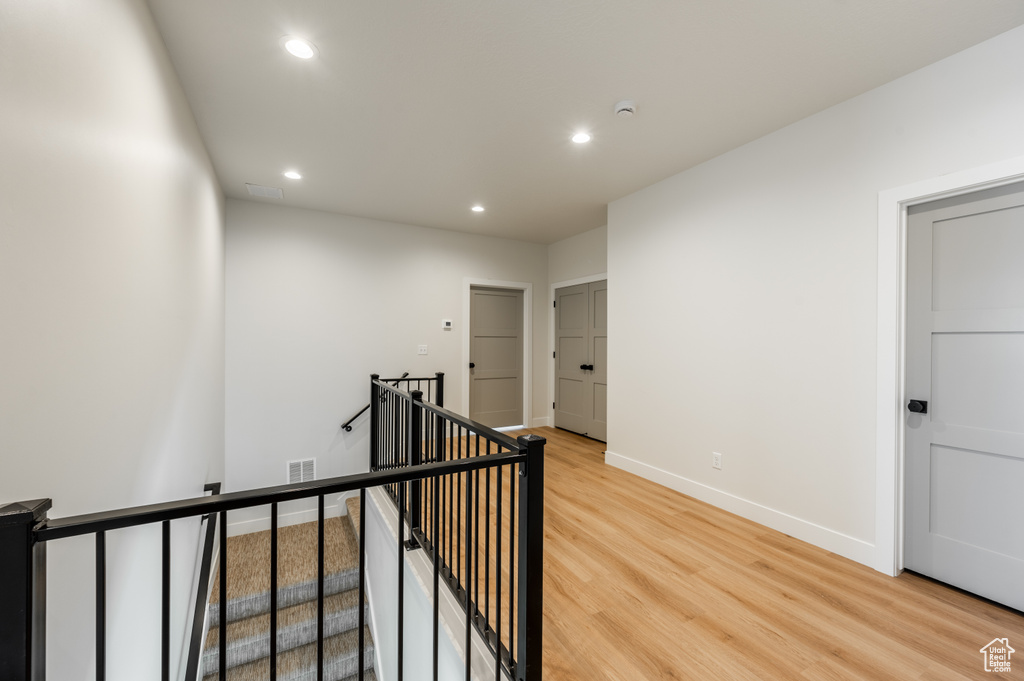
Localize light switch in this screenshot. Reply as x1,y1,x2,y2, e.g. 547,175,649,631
417,345,428,355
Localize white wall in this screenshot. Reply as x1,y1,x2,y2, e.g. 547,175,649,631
0,1,225,678
225,200,547,509
607,25,1024,568
548,225,607,286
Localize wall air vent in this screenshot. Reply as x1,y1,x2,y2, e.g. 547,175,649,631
245,183,284,199
287,458,316,484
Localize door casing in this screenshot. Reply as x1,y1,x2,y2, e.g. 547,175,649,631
875,155,1024,576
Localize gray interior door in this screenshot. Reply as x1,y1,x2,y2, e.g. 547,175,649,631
554,284,588,434
586,280,608,441
904,181,1024,611
554,280,607,442
469,287,523,428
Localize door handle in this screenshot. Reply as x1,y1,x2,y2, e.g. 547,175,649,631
580,364,594,371
907,399,928,414
469,362,475,369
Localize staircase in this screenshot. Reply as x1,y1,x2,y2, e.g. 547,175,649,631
202,506,375,681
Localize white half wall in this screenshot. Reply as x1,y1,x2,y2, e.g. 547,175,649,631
364,488,494,681
0,0,225,678
225,200,548,501
607,25,1024,569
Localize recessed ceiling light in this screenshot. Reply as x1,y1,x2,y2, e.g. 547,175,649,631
471,205,485,212
282,36,317,59
572,132,592,144
283,170,302,180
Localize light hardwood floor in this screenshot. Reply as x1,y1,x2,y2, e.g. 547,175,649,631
510,426,1024,681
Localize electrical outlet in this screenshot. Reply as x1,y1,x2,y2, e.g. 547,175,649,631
417,345,428,355
712,452,723,470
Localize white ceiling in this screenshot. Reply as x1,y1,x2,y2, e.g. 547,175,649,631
147,0,1024,244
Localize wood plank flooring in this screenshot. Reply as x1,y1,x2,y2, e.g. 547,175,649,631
513,426,1024,681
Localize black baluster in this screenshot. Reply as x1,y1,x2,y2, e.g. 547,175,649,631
495,465,503,681
219,511,227,681
474,435,480,618
432,471,441,681
317,495,324,681
484,440,491,636
448,428,454,575
398,451,406,681
457,426,462,586
271,502,278,681
162,520,170,681
509,461,516,670
370,375,380,471
358,488,366,681
465,464,474,681
96,531,105,681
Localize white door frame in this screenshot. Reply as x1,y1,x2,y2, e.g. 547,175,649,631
463,278,533,428
874,155,1024,576
549,273,608,426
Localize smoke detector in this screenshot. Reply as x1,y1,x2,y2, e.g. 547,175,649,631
614,100,636,118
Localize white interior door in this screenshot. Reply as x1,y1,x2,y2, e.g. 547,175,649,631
904,181,1024,611
469,287,523,428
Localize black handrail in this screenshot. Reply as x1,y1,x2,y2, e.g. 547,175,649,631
341,372,409,431
183,483,220,681
35,453,525,542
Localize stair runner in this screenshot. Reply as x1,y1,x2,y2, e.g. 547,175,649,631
201,503,375,681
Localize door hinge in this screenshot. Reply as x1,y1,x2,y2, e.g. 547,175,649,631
553,300,556,308
552,351,556,358
553,401,556,409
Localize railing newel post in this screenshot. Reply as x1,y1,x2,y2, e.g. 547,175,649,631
0,499,51,681
434,372,444,408
370,374,380,471
516,434,545,681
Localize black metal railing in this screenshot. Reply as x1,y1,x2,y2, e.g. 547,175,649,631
342,371,444,431
0,374,542,681
369,374,544,681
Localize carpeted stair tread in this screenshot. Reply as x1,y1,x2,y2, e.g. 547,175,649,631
202,626,375,681
209,517,360,626
212,517,358,603
203,587,369,671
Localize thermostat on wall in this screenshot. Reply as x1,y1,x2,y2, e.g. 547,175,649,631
442,319,453,330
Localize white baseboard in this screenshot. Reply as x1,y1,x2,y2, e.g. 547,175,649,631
530,417,551,428
604,450,875,567
226,497,347,536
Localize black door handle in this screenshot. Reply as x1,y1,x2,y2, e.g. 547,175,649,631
908,399,928,414
469,362,475,369
580,364,594,371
